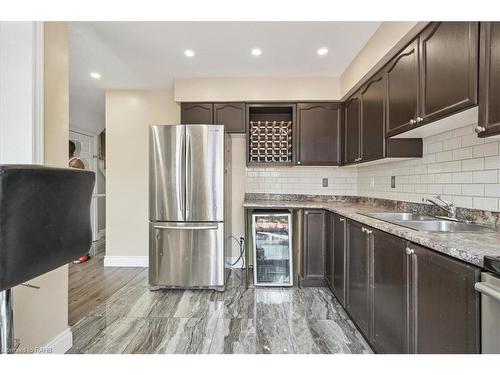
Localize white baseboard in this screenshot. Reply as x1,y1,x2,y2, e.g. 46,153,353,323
104,255,148,267
44,327,72,354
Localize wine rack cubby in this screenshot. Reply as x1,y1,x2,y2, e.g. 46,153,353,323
246,104,295,165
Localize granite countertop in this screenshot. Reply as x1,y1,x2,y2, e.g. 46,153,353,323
243,198,500,268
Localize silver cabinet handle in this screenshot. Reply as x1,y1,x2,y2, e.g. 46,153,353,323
410,119,416,125
355,157,363,162
361,227,372,235
405,247,415,255
339,218,345,222
153,225,218,230
297,161,301,165
475,126,486,134
475,281,500,302
416,117,423,123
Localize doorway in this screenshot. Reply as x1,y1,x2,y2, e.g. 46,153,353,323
69,128,106,244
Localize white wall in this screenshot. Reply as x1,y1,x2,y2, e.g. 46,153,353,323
175,77,341,102
0,21,71,353
359,124,500,212
105,90,180,261
0,22,42,164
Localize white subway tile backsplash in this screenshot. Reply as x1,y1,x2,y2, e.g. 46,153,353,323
246,124,500,213
485,184,500,198
462,158,485,171
357,124,500,212
485,156,500,170
473,142,499,158
473,170,498,183
443,136,462,151
442,161,462,172
462,184,484,197
452,147,473,160
473,197,498,211
452,172,473,184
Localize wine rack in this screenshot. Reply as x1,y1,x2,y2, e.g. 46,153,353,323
249,120,293,163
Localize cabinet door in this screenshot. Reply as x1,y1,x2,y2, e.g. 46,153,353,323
386,39,419,136
345,220,370,336
301,210,326,287
344,95,361,164
181,103,213,124
478,22,500,138
371,230,408,354
360,74,385,162
409,243,480,354
214,103,245,133
324,212,334,288
419,22,479,124
296,103,341,165
332,214,346,305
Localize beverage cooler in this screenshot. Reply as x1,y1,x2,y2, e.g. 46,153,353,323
252,211,293,286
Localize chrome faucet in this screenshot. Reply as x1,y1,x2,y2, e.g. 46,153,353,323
423,195,457,220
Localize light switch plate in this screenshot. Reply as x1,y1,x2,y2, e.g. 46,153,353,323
322,178,328,187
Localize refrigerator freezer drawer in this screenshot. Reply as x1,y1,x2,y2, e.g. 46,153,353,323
149,222,224,289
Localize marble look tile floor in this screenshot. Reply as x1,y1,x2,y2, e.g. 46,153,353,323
69,270,372,354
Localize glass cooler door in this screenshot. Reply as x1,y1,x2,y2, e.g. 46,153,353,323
252,212,293,286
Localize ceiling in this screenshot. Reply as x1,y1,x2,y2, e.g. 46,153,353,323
69,21,381,133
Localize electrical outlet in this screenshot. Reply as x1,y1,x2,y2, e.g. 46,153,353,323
322,178,328,187
391,176,396,188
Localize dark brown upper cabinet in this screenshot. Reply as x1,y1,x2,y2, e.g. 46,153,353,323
345,219,370,337
478,22,500,138
301,209,326,287
296,103,341,166
419,22,479,125
360,73,385,163
180,103,214,124
344,95,361,164
408,243,480,354
214,102,245,133
371,229,408,354
345,74,422,166
386,39,420,137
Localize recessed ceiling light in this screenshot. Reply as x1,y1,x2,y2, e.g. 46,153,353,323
251,48,262,56
90,72,101,80
317,48,329,56
184,49,195,57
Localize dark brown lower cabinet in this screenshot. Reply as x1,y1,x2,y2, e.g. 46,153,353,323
371,229,408,354
408,243,480,354
345,220,370,336
301,210,326,287
332,214,346,305
325,212,334,288
341,219,480,354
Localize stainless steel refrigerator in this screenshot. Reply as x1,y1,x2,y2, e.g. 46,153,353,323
149,124,231,291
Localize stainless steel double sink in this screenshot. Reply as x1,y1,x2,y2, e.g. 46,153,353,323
360,212,496,233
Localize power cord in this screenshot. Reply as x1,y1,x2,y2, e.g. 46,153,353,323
229,235,246,268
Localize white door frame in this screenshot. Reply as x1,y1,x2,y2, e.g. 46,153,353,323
69,126,102,242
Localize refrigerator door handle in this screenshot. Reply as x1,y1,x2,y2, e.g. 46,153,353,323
153,224,219,231
185,131,191,219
